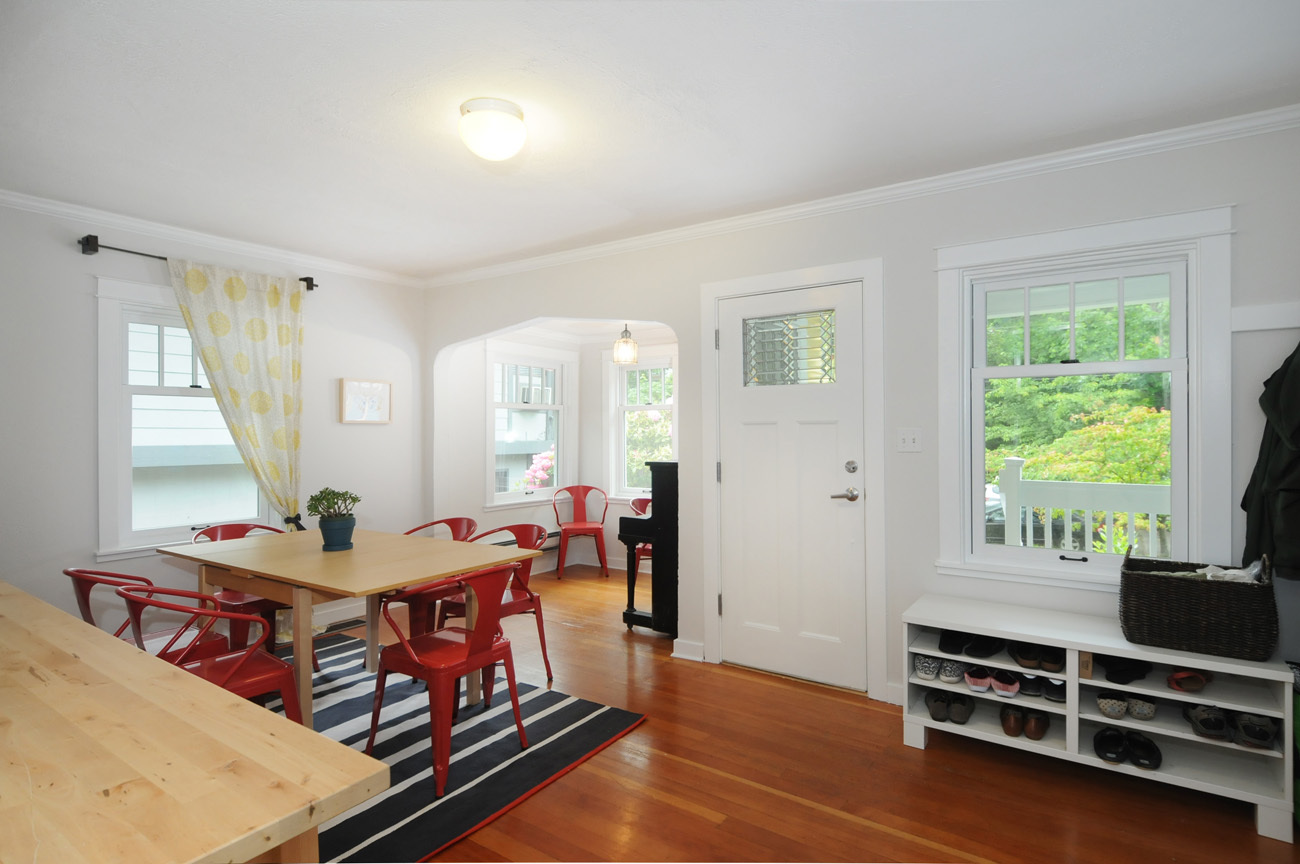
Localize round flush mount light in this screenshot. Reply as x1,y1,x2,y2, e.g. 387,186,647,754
458,97,527,161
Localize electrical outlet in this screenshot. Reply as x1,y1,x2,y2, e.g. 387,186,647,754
897,427,922,452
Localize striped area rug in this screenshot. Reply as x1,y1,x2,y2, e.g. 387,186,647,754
273,635,646,862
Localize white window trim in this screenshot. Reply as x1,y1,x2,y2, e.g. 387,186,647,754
96,277,270,560
602,346,679,501
935,208,1233,591
484,340,578,509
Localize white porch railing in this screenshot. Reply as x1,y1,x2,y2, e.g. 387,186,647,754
997,457,1172,556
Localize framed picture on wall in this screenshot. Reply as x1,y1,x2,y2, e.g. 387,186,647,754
339,379,392,424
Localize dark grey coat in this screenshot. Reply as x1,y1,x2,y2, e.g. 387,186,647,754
1241,337,1300,579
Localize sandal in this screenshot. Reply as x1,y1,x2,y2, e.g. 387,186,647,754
1182,704,1231,739
1230,712,1279,749
1167,669,1213,692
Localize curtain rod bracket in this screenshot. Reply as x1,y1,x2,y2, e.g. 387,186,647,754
78,234,99,255
299,277,316,291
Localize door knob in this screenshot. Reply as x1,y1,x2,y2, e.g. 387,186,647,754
830,487,860,502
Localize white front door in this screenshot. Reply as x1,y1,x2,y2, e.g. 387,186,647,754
716,279,867,689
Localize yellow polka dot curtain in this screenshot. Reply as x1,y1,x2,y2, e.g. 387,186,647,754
168,259,304,525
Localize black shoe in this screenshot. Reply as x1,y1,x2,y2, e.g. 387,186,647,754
964,635,1007,658
938,629,975,654
1124,730,1162,769
1017,673,1044,697
1043,678,1066,703
1093,727,1127,764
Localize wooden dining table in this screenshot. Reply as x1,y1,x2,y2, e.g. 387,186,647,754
158,528,541,729
0,579,388,864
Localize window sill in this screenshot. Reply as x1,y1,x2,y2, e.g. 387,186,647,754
934,558,1121,593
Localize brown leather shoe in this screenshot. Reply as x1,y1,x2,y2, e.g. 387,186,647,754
1000,705,1024,736
1024,709,1050,741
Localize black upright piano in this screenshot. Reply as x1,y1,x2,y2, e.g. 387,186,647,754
617,461,678,636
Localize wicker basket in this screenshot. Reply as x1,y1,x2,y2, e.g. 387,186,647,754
1119,550,1278,662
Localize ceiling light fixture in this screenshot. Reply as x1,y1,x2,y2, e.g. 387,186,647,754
612,323,639,365
458,97,527,161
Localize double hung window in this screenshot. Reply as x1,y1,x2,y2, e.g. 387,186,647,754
487,347,575,506
937,209,1231,587
98,279,268,556
611,354,676,497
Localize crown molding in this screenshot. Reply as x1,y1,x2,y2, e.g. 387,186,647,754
0,188,423,289
427,103,1300,287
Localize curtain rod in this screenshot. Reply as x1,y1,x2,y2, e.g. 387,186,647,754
77,234,316,290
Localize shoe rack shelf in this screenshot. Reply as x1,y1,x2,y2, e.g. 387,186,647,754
903,594,1294,843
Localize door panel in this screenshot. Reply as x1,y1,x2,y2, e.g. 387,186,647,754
717,281,866,689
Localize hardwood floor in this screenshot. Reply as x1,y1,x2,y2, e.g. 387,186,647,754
373,565,1296,863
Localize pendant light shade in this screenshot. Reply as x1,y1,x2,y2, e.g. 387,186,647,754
612,324,639,365
459,98,527,161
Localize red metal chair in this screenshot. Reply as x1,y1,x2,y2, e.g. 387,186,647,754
402,517,480,634
64,568,230,662
365,563,529,797
435,524,553,681
629,497,653,575
552,485,609,577
192,523,319,671
116,583,304,724
405,517,478,541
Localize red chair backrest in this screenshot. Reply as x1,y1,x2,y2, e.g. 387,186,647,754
116,584,269,685
468,524,547,588
64,568,153,637
405,517,478,541
630,497,652,516
382,562,522,664
552,485,608,525
192,523,286,542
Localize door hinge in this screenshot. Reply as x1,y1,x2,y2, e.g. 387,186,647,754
716,461,721,482
717,593,723,616
714,328,720,349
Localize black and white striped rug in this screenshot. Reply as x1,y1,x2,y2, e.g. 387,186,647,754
274,635,646,862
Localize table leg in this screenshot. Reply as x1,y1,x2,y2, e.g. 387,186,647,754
465,586,481,705
292,586,314,730
364,595,381,673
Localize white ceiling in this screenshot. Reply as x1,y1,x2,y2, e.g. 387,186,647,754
3,0,1299,281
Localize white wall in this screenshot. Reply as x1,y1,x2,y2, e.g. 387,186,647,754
421,125,1300,696
3,121,1296,693
0,204,425,615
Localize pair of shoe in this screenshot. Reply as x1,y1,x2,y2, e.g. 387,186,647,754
1007,642,1065,672
925,689,974,724
1017,672,1044,697
1167,668,1213,692
1001,705,1049,739
1185,705,1281,748
1097,691,1157,721
1094,727,1162,769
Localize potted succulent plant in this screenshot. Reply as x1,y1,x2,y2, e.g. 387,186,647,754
307,487,361,551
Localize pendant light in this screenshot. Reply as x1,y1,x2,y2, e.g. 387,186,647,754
612,323,639,365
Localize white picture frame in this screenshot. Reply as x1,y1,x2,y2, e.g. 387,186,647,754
340,379,392,424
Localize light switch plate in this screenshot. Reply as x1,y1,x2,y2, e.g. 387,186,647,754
897,427,922,452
